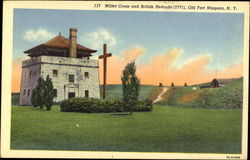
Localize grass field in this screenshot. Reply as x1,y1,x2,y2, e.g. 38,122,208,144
157,77,243,109
11,105,242,153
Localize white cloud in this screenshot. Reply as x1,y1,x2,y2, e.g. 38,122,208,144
23,28,55,42
83,28,117,49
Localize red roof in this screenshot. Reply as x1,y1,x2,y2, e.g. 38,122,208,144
24,35,97,54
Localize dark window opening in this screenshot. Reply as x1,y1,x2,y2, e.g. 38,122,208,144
84,72,89,78
69,74,74,82
53,70,58,77
29,71,32,78
85,90,89,98
68,92,75,99
34,70,36,76
23,89,26,95
53,89,57,97
27,89,30,96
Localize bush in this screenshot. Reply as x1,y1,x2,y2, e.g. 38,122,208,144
60,98,152,113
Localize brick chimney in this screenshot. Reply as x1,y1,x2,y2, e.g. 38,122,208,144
69,28,77,58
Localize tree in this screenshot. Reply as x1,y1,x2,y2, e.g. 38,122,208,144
121,61,140,115
31,87,39,108
43,75,56,110
31,75,56,110
36,76,46,109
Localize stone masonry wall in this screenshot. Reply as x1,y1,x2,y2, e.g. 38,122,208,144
19,57,41,105
19,56,100,105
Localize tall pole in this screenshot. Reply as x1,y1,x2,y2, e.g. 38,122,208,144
103,44,107,99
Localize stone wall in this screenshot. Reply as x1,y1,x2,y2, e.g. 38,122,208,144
19,58,41,105
19,56,100,105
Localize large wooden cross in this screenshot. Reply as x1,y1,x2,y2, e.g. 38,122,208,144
99,44,112,99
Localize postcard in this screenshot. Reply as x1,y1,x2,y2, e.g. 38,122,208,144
1,1,249,159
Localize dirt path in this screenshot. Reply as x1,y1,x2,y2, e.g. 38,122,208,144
153,87,169,103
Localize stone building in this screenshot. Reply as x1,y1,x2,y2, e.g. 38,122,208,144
19,28,100,105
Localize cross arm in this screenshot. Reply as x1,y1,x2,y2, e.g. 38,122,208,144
99,53,112,59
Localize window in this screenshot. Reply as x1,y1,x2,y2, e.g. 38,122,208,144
68,92,75,99
85,90,89,98
23,89,26,95
84,72,89,78
27,89,30,96
69,74,74,82
53,70,58,77
34,70,36,76
53,89,57,97
29,70,32,78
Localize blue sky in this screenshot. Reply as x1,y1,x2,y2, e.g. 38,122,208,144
13,9,244,71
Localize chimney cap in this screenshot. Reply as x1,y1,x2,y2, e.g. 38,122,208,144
70,28,77,31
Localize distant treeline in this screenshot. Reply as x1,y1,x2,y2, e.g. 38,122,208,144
12,93,20,105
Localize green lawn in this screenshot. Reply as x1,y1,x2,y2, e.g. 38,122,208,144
160,77,243,109
11,105,242,153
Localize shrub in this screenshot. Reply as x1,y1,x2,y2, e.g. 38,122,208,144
133,99,153,112
60,98,152,113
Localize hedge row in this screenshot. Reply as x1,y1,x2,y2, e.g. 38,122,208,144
60,98,153,113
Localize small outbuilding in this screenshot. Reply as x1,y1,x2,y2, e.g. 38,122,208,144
158,82,163,87
211,78,219,88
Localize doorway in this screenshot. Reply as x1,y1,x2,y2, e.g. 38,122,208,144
85,90,89,98
68,92,75,99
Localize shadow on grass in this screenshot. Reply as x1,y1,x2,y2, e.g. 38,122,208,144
32,108,50,111
111,113,131,116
